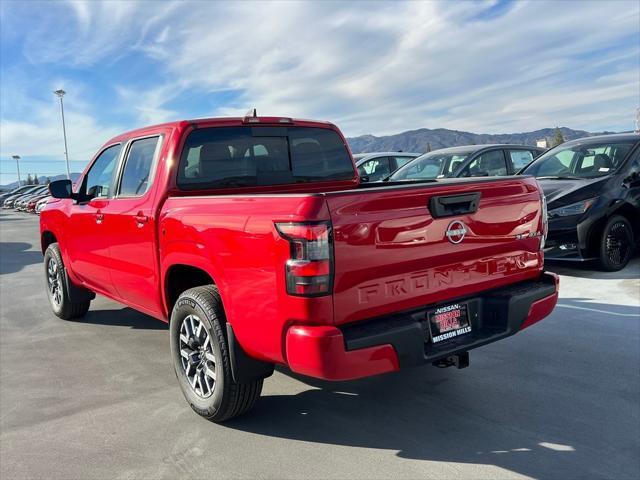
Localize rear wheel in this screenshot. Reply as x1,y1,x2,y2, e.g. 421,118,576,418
597,215,634,271
169,285,262,422
44,243,91,319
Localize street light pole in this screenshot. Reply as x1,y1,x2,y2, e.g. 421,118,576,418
11,155,21,186
54,89,71,180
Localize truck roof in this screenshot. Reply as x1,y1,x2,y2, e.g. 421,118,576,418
105,116,337,145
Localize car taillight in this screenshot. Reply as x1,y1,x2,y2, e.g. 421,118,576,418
275,221,333,296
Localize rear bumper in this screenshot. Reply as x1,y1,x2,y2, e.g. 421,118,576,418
285,272,559,381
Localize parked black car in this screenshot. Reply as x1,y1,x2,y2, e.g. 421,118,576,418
386,144,544,181
354,152,421,182
521,133,640,271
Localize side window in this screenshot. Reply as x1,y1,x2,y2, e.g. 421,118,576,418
445,155,468,175
366,157,392,181
84,144,122,199
508,150,534,171
393,156,414,169
463,150,508,176
118,137,160,197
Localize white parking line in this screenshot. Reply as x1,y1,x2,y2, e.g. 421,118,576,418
556,303,640,317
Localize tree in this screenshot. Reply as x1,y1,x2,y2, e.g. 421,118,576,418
426,142,432,152
34,174,39,185
551,127,565,147
26,173,33,185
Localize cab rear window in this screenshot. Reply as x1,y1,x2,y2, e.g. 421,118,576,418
177,126,354,189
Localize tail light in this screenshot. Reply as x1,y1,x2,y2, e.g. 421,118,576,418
275,221,333,296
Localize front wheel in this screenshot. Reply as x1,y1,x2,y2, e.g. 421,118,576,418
169,285,262,422
597,215,635,271
44,243,91,319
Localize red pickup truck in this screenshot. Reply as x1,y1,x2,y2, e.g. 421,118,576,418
41,115,558,422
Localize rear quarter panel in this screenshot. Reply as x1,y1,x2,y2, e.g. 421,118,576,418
160,194,334,364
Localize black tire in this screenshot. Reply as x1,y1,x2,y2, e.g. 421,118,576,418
44,243,91,320
169,285,262,422
597,215,635,272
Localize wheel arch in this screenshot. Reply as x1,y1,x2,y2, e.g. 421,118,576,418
164,263,220,316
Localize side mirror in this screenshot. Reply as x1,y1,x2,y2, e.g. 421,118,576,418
49,179,73,199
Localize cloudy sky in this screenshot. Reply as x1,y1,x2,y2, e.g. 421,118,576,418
1,0,639,184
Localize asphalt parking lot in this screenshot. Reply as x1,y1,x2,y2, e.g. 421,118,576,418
0,210,638,480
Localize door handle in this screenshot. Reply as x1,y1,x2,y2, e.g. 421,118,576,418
95,210,104,224
134,212,149,227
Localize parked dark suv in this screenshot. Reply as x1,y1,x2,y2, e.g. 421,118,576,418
387,144,544,181
521,133,640,271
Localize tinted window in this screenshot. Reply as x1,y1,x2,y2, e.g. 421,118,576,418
390,152,471,180
523,140,637,178
84,144,121,199
462,150,508,176
508,150,534,171
393,156,415,168
178,126,354,189
358,157,391,181
118,137,160,197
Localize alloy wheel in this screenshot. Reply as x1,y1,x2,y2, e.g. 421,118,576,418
605,221,632,267
47,258,62,307
179,314,217,398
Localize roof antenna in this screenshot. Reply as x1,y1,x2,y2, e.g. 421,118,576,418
245,108,257,118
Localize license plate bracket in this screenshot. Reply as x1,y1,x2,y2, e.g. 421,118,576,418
427,302,472,344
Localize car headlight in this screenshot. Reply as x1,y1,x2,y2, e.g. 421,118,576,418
548,198,596,218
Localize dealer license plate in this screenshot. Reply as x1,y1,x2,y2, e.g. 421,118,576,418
427,302,472,343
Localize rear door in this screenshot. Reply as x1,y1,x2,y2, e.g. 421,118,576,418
325,177,544,325
101,134,164,316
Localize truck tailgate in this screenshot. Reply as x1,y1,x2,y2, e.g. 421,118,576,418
325,177,545,325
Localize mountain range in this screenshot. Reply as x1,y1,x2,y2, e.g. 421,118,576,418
346,127,611,153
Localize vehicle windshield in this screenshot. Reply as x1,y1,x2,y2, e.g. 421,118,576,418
389,151,472,180
522,140,637,179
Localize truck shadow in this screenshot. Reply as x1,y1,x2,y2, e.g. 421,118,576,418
224,295,640,480
83,307,168,330
0,242,42,275
226,367,594,478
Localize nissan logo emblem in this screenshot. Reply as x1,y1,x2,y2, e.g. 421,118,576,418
445,220,467,244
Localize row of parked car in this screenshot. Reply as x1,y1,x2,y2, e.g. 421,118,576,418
356,133,640,271
0,184,52,214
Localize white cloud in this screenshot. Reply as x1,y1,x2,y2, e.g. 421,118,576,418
1,0,639,153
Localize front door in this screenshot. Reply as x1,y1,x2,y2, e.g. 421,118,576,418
66,144,122,296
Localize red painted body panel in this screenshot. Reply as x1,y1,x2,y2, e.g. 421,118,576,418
325,178,545,325
285,325,399,380
40,116,558,381
520,272,560,330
